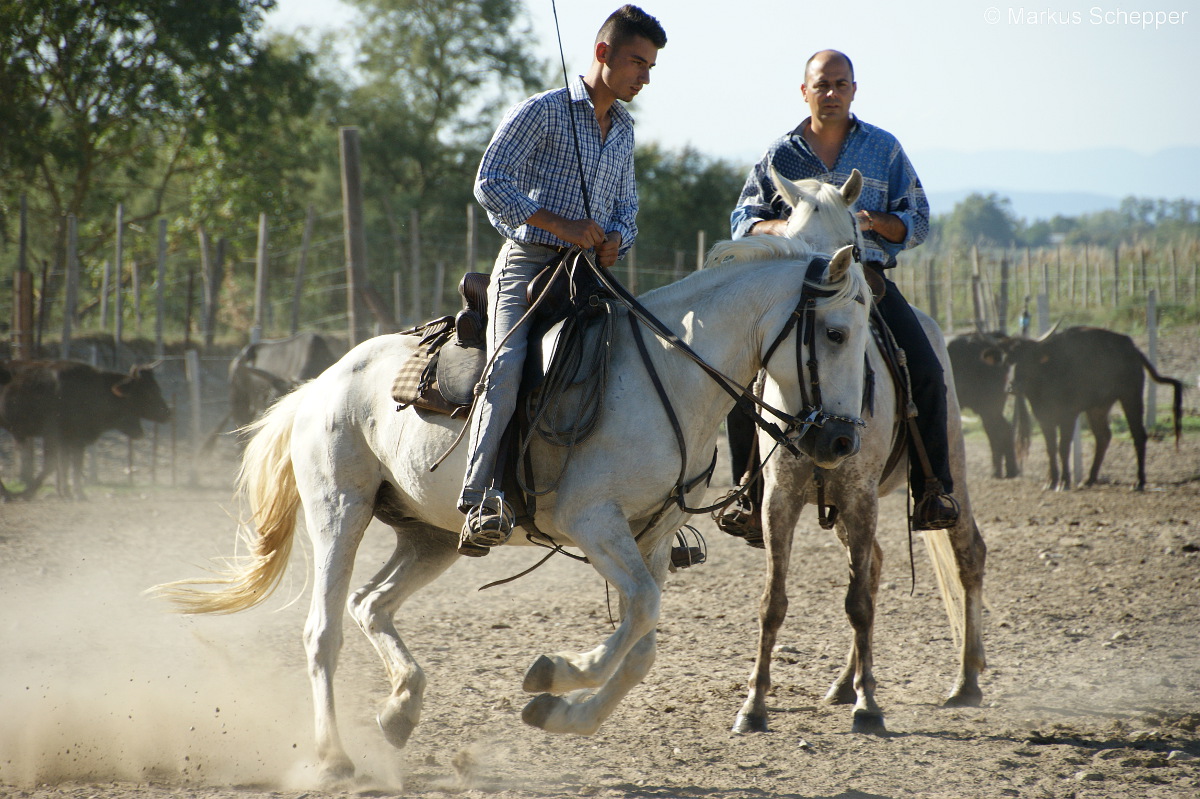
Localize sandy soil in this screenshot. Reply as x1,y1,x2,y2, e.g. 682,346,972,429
2,359,1199,799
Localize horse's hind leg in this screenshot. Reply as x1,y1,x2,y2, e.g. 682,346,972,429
293,447,379,783
347,522,460,750
938,412,987,708
733,457,808,734
939,514,987,708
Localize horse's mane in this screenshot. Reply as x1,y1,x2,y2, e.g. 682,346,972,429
704,235,814,268
701,236,865,311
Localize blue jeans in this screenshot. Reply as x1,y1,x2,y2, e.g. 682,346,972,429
459,241,561,511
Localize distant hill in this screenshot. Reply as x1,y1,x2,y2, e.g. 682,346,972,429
913,146,1200,221
925,189,1123,222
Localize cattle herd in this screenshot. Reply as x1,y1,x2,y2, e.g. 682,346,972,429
946,325,1184,491
0,325,1187,499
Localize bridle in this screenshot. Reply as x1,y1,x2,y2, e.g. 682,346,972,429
759,247,868,443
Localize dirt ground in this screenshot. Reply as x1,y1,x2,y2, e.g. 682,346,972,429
2,347,1199,799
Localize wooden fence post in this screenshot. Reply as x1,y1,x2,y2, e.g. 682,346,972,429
1084,241,1094,305
339,126,370,346
185,348,203,486
114,203,124,363
998,254,1010,333
61,214,80,359
1146,290,1158,431
291,205,315,335
1113,244,1121,309
926,258,938,325
434,260,446,317
944,251,954,332
252,212,268,344
155,219,166,359
409,209,422,324
465,203,477,277
197,226,213,347
696,230,706,270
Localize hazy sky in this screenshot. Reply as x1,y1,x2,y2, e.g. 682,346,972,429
267,0,1199,175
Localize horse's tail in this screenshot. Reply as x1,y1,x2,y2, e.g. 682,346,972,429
922,527,967,653
148,386,308,615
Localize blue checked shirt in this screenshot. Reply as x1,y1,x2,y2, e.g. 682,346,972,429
731,116,929,267
475,75,637,256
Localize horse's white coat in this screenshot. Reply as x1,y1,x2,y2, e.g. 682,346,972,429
153,234,868,782
728,170,987,735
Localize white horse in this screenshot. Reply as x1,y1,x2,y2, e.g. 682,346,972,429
153,229,874,782
726,170,987,735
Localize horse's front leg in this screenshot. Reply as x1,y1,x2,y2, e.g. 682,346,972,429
733,457,809,734
522,502,666,735
826,489,886,734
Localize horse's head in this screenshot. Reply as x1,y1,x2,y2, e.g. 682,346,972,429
761,244,871,469
771,168,865,257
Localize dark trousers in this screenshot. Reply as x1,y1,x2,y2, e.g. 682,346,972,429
726,275,953,502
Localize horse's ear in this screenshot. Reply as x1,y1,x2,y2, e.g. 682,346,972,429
828,245,855,283
769,165,805,211
841,169,863,206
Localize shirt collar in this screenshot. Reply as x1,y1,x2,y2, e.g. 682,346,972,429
568,74,635,127
789,113,861,138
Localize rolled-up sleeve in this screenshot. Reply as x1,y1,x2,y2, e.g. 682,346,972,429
474,99,546,229
608,139,638,256
730,153,778,239
881,144,930,255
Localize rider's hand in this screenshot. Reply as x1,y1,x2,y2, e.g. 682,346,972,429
554,218,607,250
595,231,622,267
750,219,788,237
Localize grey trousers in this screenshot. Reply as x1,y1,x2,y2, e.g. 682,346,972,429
458,241,561,512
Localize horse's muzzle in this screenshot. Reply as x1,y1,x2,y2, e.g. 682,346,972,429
798,417,862,468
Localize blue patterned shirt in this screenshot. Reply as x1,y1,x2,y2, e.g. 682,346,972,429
475,75,637,256
730,116,929,267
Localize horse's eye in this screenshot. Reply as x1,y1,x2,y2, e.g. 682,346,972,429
827,329,846,344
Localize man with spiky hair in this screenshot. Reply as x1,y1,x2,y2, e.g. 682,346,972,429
724,48,958,539
458,5,667,556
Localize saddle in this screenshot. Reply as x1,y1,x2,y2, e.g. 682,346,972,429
391,253,618,551
391,251,612,417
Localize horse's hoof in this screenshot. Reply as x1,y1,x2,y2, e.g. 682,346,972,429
943,685,983,708
317,757,356,788
851,709,887,735
377,704,417,749
522,654,556,693
823,682,856,705
732,713,768,734
521,692,568,731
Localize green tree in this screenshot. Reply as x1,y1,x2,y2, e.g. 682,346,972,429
339,0,546,275
633,143,746,277
937,193,1021,248
0,1,319,292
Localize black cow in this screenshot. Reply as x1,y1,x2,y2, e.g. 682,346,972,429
204,333,337,450
0,360,172,499
948,331,1030,479
1001,326,1184,491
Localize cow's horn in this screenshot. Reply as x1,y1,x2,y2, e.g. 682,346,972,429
1034,320,1061,342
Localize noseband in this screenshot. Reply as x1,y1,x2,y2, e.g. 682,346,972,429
760,253,868,449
